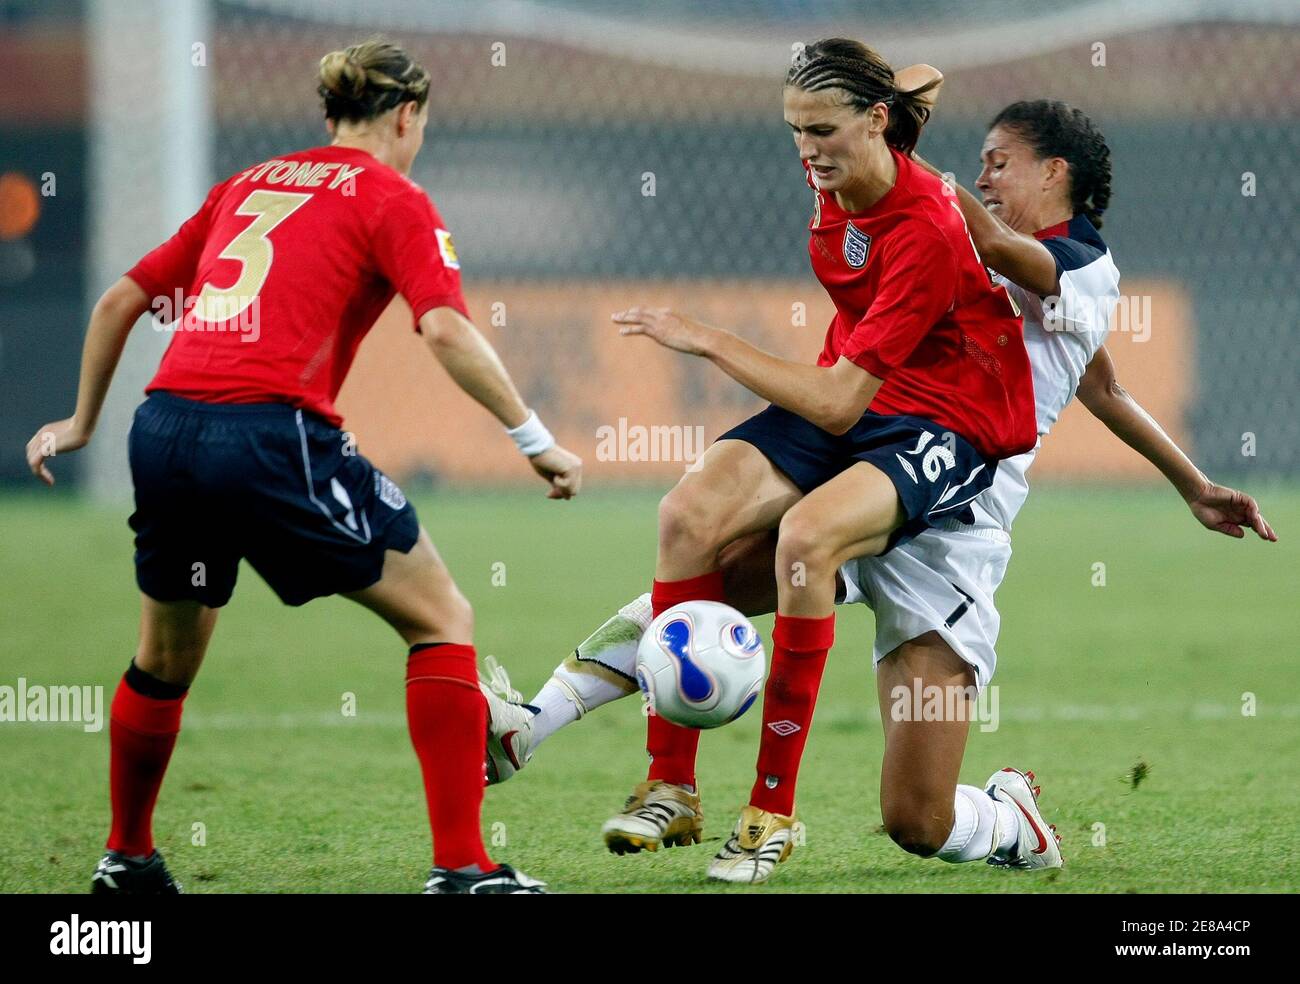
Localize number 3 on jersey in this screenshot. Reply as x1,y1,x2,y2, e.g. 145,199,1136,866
192,190,312,324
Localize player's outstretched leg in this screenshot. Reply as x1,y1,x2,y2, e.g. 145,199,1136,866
483,531,786,788
347,527,546,893
92,595,216,895
481,595,652,786
470,596,701,854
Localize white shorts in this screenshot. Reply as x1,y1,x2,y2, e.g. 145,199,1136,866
839,519,1012,690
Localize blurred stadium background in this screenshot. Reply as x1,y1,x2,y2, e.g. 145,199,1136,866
2,0,1297,493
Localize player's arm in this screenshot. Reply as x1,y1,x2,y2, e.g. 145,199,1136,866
707,337,881,436
912,154,1059,297
615,229,954,435
25,276,151,485
613,306,880,435
26,180,220,485
374,188,581,499
419,306,582,499
420,305,530,427
1076,345,1276,541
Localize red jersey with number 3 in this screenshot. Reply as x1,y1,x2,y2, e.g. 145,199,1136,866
807,150,1036,459
126,145,467,427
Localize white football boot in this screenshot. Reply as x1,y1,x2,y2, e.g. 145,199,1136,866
985,767,1063,869
479,655,537,785
707,805,805,884
601,780,704,854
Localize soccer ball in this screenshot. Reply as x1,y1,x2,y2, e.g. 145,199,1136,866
635,601,766,729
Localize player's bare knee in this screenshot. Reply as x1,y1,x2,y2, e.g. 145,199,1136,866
657,486,724,562
775,510,836,580
887,828,943,859
882,809,947,858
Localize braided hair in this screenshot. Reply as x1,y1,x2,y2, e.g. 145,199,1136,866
990,100,1112,228
318,38,430,124
786,38,939,156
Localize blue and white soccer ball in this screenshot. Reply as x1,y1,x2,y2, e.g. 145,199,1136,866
635,601,766,729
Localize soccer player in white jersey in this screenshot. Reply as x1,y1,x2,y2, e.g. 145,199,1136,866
480,96,1276,883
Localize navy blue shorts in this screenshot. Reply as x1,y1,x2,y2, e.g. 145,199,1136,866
127,392,420,608
718,404,997,550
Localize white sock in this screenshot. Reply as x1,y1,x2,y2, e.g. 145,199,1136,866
529,593,651,747
528,682,582,744
937,784,1017,863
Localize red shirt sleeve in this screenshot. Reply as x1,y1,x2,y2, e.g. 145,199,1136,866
841,222,957,378
124,180,226,302
370,185,468,327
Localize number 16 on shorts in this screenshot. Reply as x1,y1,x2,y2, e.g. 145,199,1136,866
895,430,957,484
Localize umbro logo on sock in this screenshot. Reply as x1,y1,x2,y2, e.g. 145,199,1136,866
767,720,801,737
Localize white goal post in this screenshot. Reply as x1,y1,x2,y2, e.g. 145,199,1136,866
84,0,212,501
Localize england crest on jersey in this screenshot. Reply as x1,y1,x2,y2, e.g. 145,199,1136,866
843,223,871,268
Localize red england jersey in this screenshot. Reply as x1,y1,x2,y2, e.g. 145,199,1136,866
807,150,1036,459
127,145,467,427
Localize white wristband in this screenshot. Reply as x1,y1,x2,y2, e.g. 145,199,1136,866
506,410,555,457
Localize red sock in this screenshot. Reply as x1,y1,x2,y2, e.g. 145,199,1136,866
644,571,725,786
106,670,188,857
406,643,494,871
749,613,835,816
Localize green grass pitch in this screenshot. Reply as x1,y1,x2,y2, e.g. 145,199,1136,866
1,484,1297,893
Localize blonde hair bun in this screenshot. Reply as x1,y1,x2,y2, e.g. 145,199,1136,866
319,49,368,101
317,38,430,123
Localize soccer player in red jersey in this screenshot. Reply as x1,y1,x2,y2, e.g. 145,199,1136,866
24,39,581,894
592,39,1035,861
480,85,1275,883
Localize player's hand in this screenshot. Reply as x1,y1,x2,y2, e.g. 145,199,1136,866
1187,481,1277,541
530,443,582,500
25,417,89,486
614,307,715,356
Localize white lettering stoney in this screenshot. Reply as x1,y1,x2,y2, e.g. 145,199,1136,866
233,159,364,191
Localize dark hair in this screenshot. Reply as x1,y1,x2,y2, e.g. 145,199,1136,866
318,38,430,123
989,100,1112,228
785,38,938,156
